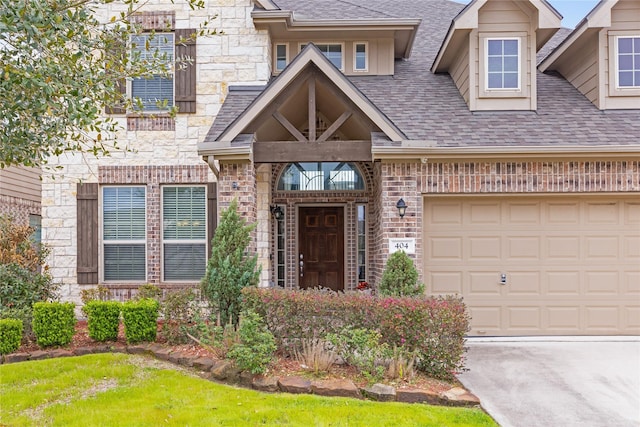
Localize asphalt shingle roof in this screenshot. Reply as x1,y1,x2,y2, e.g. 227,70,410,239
207,0,640,147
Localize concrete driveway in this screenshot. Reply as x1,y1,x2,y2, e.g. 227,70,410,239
457,338,640,427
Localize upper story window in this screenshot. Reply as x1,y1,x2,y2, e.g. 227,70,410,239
102,186,147,282
301,43,343,70
354,42,368,72
617,36,640,88
486,38,520,90
277,162,364,191
131,33,175,111
275,43,288,72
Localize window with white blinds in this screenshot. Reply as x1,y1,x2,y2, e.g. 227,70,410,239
103,186,146,281
162,186,207,281
131,33,174,111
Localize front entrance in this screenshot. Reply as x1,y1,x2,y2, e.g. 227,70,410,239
298,206,344,291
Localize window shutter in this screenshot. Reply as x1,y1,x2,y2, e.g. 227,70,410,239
207,183,217,258
175,29,197,113
77,183,99,284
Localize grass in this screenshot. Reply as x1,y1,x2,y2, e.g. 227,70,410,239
0,353,497,426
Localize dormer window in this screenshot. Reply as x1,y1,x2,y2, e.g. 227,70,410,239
301,43,343,70
617,36,640,88
354,42,368,72
486,38,520,90
275,43,288,72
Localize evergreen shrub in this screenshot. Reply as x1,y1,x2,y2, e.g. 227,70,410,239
32,302,76,347
122,298,159,344
84,300,121,342
378,250,424,297
0,318,23,354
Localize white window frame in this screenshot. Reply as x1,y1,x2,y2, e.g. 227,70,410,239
274,43,289,73
608,31,640,97
356,204,367,284
299,42,345,71
615,35,640,89
353,42,368,72
161,185,208,283
129,32,175,112
484,37,521,91
100,185,147,283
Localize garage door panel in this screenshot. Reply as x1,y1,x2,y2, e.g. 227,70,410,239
506,236,540,260
547,271,581,295
546,307,581,331
507,272,541,295
547,236,581,260
585,271,619,294
546,202,580,224
429,272,463,294
585,306,619,330
469,272,502,295
585,236,619,260
507,307,541,330
586,202,619,224
424,196,639,336
469,237,501,260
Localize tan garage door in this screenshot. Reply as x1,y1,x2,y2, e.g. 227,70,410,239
424,196,640,336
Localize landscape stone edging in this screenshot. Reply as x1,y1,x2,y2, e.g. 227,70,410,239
0,345,480,407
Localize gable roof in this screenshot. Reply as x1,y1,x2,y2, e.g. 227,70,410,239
539,0,618,71
204,0,640,160
199,43,406,157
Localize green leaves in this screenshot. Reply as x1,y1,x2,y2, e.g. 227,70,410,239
0,0,218,168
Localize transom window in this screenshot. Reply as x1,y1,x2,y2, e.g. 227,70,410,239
277,162,364,191
301,43,343,70
131,33,174,111
102,186,146,281
275,44,288,72
617,36,640,88
354,42,368,72
486,38,520,90
162,186,207,281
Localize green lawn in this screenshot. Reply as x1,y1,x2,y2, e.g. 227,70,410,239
0,353,496,426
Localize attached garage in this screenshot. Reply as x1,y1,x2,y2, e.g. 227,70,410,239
424,196,640,336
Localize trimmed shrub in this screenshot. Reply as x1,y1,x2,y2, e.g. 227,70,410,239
242,287,470,380
227,310,276,375
122,298,159,344
32,302,76,347
84,301,121,342
0,318,23,354
378,251,424,297
201,199,260,326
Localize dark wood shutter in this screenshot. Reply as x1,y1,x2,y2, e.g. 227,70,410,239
77,183,99,284
207,183,217,258
175,29,197,114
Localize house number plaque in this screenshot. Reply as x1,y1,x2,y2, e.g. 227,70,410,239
388,238,416,254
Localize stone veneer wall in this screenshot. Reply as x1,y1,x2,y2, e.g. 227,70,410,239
372,159,640,286
40,0,270,304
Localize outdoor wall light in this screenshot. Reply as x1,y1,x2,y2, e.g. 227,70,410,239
231,181,239,190
270,205,284,220
396,198,407,218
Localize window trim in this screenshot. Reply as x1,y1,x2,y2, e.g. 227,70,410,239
609,32,640,97
483,37,521,92
100,185,148,283
160,184,208,283
356,204,367,284
353,42,368,72
299,42,345,71
274,43,289,73
129,32,176,112
274,205,286,288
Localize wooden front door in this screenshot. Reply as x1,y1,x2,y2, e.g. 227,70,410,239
298,206,344,291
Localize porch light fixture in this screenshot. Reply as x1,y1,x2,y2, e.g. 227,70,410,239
396,198,407,218
270,205,284,220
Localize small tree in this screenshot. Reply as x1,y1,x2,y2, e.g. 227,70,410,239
201,199,260,326
378,251,424,297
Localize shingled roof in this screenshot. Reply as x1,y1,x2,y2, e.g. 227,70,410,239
205,0,640,147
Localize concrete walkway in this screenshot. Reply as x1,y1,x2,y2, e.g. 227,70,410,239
457,338,640,427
